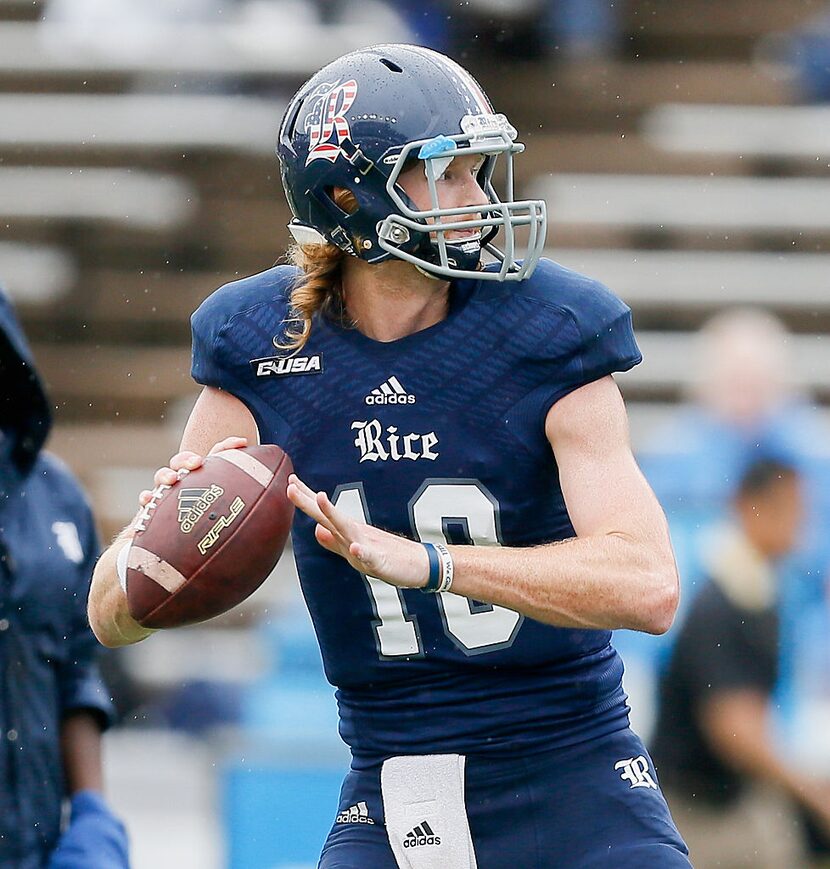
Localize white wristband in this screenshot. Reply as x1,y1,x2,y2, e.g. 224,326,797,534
433,542,453,593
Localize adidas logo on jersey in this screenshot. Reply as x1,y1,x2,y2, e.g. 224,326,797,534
365,376,416,405
403,821,441,848
335,801,375,825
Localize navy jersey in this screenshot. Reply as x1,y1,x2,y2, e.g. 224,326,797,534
191,258,642,759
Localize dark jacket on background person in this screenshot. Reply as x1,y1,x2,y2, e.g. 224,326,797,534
651,525,779,805
0,290,113,868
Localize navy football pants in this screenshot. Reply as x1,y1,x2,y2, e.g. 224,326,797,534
319,728,691,868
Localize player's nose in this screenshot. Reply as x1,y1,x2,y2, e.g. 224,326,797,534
461,173,489,209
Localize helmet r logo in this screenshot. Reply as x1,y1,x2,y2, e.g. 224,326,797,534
305,79,358,165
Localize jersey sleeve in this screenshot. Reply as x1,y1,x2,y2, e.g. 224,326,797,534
573,285,641,386
190,268,296,434
546,273,642,403
506,261,643,434
190,292,228,391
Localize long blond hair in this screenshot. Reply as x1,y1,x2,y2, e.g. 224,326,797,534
281,189,358,352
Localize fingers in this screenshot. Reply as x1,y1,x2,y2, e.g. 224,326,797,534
314,524,338,550
152,466,179,488
288,476,351,549
287,473,319,502
169,451,204,472
151,451,201,489
287,480,338,533
291,474,428,589
208,436,248,456
316,490,359,542
142,438,246,505
136,437,250,515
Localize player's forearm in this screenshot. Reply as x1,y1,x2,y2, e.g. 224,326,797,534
88,529,155,648
448,532,678,634
703,699,826,813
61,711,104,794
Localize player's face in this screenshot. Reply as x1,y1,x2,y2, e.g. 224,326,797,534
738,473,804,558
398,153,488,241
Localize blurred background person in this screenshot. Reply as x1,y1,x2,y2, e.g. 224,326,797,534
640,308,828,522
637,307,830,724
650,457,830,869
636,309,830,676
0,287,128,869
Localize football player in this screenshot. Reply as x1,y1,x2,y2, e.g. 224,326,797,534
89,44,691,868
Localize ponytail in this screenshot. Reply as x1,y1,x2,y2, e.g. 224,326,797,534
280,188,358,352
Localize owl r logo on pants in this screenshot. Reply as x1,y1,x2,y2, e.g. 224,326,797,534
615,756,658,790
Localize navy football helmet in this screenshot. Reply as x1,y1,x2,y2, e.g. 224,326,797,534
277,44,546,281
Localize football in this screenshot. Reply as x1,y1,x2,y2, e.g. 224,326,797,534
125,444,294,629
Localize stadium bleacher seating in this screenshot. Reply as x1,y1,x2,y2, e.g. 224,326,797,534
643,102,830,161
548,248,830,312
0,93,284,154
0,166,195,228
536,173,830,233
0,241,75,302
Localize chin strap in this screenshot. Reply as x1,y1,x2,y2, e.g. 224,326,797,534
413,262,445,281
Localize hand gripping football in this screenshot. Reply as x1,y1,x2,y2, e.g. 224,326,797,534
125,445,294,629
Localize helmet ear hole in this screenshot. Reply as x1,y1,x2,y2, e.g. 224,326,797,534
327,187,359,216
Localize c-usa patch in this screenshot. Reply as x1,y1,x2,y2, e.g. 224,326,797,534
250,354,323,377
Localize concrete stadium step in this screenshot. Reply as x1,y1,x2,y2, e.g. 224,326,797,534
48,422,182,473
643,103,830,162
521,132,746,178
626,0,818,41
547,248,830,313
0,0,43,22
620,330,830,402
0,166,195,230
0,241,76,304
534,174,830,243
40,245,830,337
0,93,284,155
33,342,195,422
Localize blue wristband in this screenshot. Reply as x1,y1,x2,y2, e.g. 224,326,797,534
421,542,442,592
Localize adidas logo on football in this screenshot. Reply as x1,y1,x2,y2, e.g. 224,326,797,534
403,820,441,848
335,801,375,825
177,485,224,534
365,376,416,405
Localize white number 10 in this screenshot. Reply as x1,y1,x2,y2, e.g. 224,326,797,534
332,480,523,659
